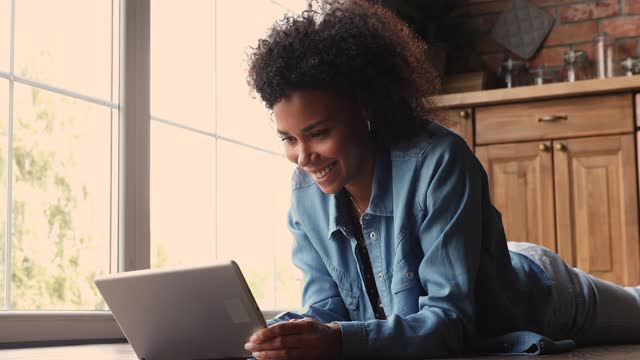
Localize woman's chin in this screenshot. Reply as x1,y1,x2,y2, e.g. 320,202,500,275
314,175,344,194
316,183,342,195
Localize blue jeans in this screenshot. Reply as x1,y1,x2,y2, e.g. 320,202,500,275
507,242,640,345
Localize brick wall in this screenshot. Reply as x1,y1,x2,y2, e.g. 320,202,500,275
447,0,640,85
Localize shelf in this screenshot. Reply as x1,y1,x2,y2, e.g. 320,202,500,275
434,75,640,108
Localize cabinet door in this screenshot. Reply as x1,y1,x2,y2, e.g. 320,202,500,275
554,134,640,286
636,93,640,126
439,108,473,151
476,141,556,251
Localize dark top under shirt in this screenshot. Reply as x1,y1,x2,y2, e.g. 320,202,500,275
348,195,387,320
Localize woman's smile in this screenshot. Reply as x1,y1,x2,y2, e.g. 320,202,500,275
309,161,338,180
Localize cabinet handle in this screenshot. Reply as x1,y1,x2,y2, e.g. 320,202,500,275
459,110,470,119
555,143,567,151
539,143,550,152
538,114,568,122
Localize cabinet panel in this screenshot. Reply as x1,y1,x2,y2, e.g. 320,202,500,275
475,93,634,145
439,108,473,151
554,134,640,286
476,141,556,251
636,93,640,126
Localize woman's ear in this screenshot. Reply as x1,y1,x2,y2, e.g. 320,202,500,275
360,108,373,133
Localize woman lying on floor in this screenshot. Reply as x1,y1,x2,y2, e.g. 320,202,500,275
243,0,640,358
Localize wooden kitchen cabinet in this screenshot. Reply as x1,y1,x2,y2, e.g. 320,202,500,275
554,134,639,285
636,93,639,127
474,94,633,145
475,141,556,252
473,92,639,286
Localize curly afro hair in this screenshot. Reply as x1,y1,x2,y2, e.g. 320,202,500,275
247,0,442,147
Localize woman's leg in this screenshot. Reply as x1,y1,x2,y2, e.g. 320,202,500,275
572,270,640,345
507,241,640,344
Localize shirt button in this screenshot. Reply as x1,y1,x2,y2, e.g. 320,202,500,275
377,272,383,279
363,214,371,220
406,272,414,279
369,232,376,239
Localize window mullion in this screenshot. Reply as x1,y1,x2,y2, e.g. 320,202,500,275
4,0,16,311
119,0,150,272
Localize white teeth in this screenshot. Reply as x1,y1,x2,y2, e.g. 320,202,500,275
314,162,336,179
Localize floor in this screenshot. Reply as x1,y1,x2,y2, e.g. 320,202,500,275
446,344,640,359
1,343,640,359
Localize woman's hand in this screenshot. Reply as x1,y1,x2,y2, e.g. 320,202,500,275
245,317,342,359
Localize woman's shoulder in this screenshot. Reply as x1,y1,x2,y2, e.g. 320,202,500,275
389,120,471,161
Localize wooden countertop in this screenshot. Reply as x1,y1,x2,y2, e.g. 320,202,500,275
435,75,640,108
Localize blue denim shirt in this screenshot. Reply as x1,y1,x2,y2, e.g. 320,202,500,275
270,122,553,358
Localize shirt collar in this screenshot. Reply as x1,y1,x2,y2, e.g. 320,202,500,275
367,143,394,217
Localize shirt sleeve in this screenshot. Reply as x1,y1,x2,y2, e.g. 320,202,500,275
338,135,485,358
268,202,353,326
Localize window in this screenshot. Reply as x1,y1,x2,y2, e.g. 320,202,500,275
2,0,119,312
1,0,307,343
150,0,305,311
0,0,120,342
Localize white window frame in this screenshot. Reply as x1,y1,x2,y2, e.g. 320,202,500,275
0,0,285,345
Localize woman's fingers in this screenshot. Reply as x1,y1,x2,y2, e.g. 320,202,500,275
246,318,336,360
246,333,309,352
248,319,303,343
251,318,316,343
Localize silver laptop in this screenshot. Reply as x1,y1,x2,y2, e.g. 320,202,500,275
95,260,266,360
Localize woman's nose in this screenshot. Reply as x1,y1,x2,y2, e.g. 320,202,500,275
297,143,315,167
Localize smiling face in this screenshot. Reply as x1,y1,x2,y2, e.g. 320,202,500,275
274,90,374,196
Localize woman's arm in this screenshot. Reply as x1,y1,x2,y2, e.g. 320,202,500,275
249,204,350,359
269,205,353,325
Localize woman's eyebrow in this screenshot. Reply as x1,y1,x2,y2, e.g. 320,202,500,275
277,119,330,136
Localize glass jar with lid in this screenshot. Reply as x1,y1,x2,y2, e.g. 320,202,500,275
620,39,640,76
498,55,530,88
593,32,614,78
561,50,591,82
620,57,640,76
530,65,555,85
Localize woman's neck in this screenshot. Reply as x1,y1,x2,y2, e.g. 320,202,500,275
345,151,375,215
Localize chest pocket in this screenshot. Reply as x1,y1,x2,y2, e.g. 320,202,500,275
322,257,362,320
390,252,424,315
337,286,361,320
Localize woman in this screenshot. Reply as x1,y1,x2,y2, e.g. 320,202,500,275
243,1,640,359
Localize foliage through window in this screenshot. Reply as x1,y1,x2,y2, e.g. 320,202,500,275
1,0,119,310
1,0,307,313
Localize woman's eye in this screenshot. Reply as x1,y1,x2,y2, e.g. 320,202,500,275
310,129,329,138
281,136,295,143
